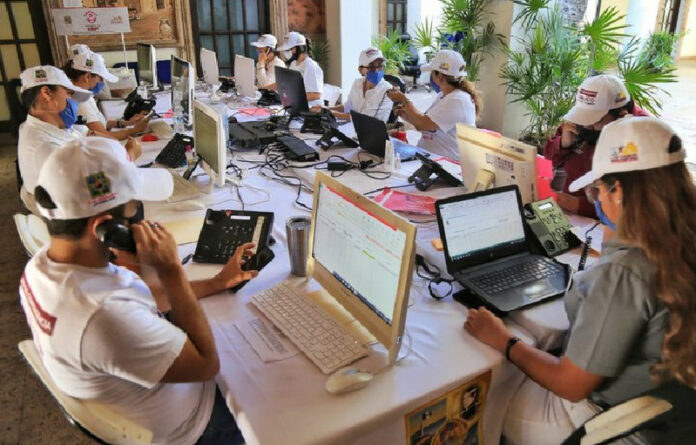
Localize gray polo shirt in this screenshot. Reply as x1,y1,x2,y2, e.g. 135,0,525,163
563,238,668,406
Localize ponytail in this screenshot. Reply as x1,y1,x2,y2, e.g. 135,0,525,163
444,75,482,119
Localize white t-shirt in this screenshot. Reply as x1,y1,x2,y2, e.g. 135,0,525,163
417,89,477,160
290,57,324,107
78,97,108,127
344,77,393,122
17,115,80,193
256,56,286,88
19,247,215,445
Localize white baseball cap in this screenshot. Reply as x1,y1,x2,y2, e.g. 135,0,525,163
20,65,92,103
276,32,307,51
569,116,685,192
70,44,91,59
36,137,173,220
251,34,278,49
421,50,467,77
359,47,384,67
564,74,630,127
72,51,119,83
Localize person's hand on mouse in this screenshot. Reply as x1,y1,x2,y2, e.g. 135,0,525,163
213,242,259,290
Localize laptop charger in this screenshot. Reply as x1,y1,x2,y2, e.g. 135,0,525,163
327,159,353,171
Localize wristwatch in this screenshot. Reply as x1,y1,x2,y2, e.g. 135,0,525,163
117,118,125,128
505,336,521,361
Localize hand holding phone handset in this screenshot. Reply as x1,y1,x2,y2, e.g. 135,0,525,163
230,245,274,292
96,201,145,253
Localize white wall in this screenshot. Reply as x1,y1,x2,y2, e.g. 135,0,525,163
681,0,696,57
625,0,660,41
99,47,179,68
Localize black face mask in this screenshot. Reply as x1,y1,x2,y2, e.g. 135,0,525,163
578,127,601,145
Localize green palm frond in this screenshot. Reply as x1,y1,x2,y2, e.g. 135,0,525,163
581,7,629,48
372,30,411,74
620,57,677,115
512,0,551,30
411,18,437,53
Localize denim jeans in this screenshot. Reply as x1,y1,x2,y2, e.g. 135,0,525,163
194,386,244,445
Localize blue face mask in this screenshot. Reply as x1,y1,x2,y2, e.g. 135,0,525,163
429,74,441,93
365,69,384,86
59,97,78,129
594,200,617,231
91,81,104,95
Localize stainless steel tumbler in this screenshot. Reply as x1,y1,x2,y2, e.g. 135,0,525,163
285,216,312,276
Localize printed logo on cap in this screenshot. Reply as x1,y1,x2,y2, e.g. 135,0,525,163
72,48,80,55
439,61,451,71
578,88,597,105
85,171,116,206
85,58,94,67
34,68,48,83
610,142,639,163
366,49,377,57
615,91,627,104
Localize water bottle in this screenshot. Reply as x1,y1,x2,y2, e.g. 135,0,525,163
173,89,184,134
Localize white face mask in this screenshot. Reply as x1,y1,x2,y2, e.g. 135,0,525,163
283,50,293,60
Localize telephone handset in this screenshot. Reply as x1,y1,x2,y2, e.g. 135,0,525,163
96,220,136,252
123,92,157,121
523,198,580,257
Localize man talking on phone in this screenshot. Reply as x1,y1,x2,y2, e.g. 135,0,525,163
19,136,256,445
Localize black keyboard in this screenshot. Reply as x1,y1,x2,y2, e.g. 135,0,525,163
193,209,274,264
469,257,562,295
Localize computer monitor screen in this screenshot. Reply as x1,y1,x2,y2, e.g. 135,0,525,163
136,43,157,86
193,100,227,187
200,47,219,85
438,187,526,266
234,54,255,98
171,56,193,124
275,66,309,116
308,172,416,363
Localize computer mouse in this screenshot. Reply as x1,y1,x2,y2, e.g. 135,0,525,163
142,133,159,142
174,200,205,211
324,366,373,395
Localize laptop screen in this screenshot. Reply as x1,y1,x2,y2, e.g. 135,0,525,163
437,186,528,271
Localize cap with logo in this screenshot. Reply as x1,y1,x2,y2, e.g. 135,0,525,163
564,74,630,127
421,50,467,77
276,32,307,51
359,47,385,67
36,137,173,220
20,65,92,103
251,34,278,49
70,44,91,59
569,116,685,192
72,51,118,83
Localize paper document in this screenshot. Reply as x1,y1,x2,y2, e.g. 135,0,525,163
571,222,603,255
235,316,299,362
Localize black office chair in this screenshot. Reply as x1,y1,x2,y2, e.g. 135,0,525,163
7,78,27,138
383,74,406,124
397,33,429,93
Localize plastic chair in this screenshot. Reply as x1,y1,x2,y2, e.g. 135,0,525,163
14,213,49,257
18,340,153,445
322,83,341,107
156,60,171,85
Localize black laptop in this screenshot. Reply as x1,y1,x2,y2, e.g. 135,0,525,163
435,185,567,313
350,110,429,161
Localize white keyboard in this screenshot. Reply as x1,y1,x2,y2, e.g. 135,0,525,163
149,119,175,139
250,281,369,374
167,170,200,202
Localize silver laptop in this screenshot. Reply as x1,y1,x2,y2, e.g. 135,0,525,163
435,185,567,313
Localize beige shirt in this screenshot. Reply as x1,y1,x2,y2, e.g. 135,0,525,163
256,56,286,88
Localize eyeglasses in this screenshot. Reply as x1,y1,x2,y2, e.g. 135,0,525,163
366,63,384,72
584,181,615,204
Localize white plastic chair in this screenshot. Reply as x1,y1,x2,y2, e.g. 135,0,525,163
14,213,50,257
322,83,341,107
18,340,153,445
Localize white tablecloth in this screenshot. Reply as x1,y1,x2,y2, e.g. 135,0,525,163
102,97,595,445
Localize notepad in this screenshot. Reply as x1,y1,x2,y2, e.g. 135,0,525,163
161,217,204,245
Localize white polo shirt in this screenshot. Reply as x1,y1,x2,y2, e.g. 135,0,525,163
417,89,476,160
20,247,215,445
256,56,286,88
290,57,323,107
18,115,80,193
78,97,108,127
344,77,393,122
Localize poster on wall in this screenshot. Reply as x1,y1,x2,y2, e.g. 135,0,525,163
60,0,181,51
404,370,492,445
51,7,131,35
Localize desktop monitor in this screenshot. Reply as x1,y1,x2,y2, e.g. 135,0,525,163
193,100,227,188
171,55,194,125
308,172,416,364
275,66,309,116
234,54,255,98
200,47,219,85
136,43,157,87
456,124,538,204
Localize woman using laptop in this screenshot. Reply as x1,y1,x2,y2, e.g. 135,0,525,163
276,31,323,107
464,117,696,445
387,49,481,160
64,51,149,143
251,34,286,90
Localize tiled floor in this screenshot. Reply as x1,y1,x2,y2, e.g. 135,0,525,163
0,61,694,445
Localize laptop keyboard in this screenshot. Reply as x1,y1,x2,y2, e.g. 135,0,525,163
250,281,369,374
469,257,561,295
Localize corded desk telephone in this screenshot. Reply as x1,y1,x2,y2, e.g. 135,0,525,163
257,88,281,106
155,133,194,168
523,198,580,257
